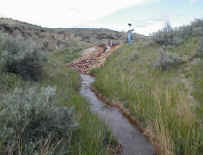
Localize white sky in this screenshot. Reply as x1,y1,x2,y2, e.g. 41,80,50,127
0,0,157,27
0,0,201,35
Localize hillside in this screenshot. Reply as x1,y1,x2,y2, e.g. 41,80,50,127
0,17,203,155
92,19,203,155
0,18,135,51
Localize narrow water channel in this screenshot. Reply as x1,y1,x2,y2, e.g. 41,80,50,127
80,74,155,155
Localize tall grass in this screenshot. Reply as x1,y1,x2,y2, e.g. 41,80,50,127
191,59,203,121
93,40,203,155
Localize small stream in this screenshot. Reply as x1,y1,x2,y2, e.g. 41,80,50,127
80,74,155,155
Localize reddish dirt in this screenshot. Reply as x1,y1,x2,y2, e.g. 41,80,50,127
91,87,161,154
70,43,120,74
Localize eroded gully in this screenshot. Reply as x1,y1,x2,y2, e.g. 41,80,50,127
80,74,155,155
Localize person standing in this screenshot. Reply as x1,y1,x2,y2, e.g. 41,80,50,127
106,40,113,52
128,23,134,44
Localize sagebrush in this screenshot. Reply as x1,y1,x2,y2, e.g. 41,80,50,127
0,34,47,81
0,86,76,155
153,48,183,71
153,19,203,47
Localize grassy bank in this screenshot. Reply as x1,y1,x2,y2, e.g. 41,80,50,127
0,41,114,154
43,51,115,155
92,38,203,155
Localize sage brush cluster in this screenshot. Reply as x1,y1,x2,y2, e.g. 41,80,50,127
153,23,192,46
0,86,76,155
0,34,47,81
191,19,203,36
153,19,203,47
153,48,183,71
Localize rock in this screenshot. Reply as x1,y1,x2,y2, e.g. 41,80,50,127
71,44,120,73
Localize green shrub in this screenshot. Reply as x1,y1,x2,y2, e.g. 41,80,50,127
153,48,183,71
0,35,47,81
0,86,76,155
0,73,23,93
191,19,203,36
153,19,203,47
152,21,201,47
152,22,175,46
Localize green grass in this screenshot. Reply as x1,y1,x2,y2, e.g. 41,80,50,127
191,58,203,119
56,46,89,64
0,49,114,154
43,51,115,155
92,39,203,155
62,48,81,63
168,37,200,57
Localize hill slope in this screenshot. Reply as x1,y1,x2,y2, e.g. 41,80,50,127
0,18,132,51
92,20,203,155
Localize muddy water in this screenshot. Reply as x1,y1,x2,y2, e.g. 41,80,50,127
80,74,155,155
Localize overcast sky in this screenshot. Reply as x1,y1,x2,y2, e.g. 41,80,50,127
0,0,202,35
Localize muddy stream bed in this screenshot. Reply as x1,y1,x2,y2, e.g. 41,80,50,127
80,74,155,155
